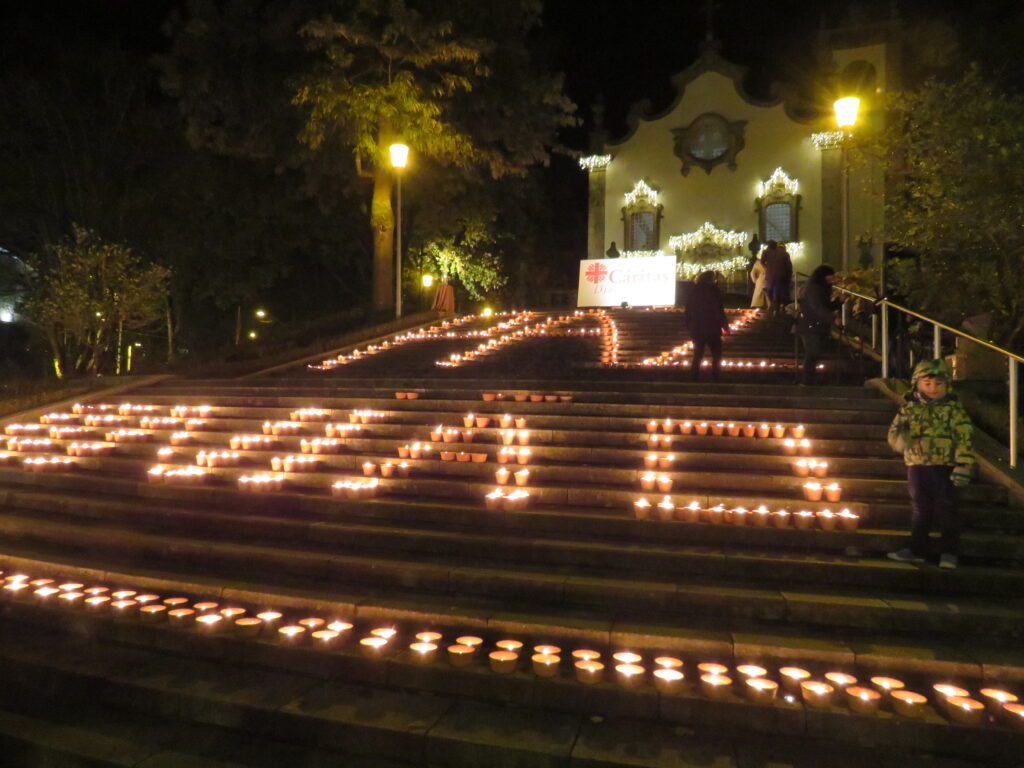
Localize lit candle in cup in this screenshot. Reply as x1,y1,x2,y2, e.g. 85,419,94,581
655,656,683,670
653,668,684,694
891,690,928,718
801,681,835,709
278,625,306,644
779,667,811,692
532,653,560,677
700,673,732,699
736,665,767,680
746,678,778,704
359,636,389,658
697,662,728,677
979,688,1019,717
575,660,604,684
1002,702,1024,731
234,617,263,637
613,651,642,665
416,631,443,643
616,663,645,689
946,696,985,725
489,650,518,674
845,686,881,714
495,639,523,653
825,672,857,691
409,642,438,663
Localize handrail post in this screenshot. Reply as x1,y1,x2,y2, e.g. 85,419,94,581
880,301,889,379
871,314,878,350
841,300,848,329
1011,359,1019,469
933,323,942,360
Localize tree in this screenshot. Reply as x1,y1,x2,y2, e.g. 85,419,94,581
23,227,170,377
868,67,1024,351
406,217,505,301
292,0,575,311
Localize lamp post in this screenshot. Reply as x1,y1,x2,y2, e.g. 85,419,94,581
832,97,859,273
422,274,433,310
389,143,410,319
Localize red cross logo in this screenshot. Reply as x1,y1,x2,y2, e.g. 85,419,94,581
585,263,609,284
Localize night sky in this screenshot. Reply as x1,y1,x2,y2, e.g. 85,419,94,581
3,0,1021,258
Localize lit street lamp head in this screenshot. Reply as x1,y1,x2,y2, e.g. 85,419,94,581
389,143,409,169
833,97,860,129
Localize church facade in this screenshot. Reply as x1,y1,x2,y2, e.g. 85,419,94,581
581,28,896,285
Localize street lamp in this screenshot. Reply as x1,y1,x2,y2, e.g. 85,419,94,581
390,143,410,319
833,97,859,272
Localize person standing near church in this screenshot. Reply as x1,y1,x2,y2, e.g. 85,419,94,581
761,241,793,318
749,256,767,309
685,271,731,381
605,241,620,259
795,264,840,384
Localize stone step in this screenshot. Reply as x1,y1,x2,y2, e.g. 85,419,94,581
3,472,1021,558
2,496,1022,638
1,612,1017,768
6,547,1024,685
3,483,1021,594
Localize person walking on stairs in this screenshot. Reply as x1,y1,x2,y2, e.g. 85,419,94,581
795,264,841,385
685,270,731,381
887,359,975,570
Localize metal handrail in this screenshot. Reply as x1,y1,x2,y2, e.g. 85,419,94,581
833,285,1020,468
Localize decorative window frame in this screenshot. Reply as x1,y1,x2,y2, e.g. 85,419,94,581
754,167,801,243
621,180,663,251
671,112,747,176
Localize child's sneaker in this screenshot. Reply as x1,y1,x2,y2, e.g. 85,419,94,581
887,548,925,564
939,554,959,570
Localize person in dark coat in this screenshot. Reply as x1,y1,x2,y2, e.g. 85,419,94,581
761,241,793,319
796,264,841,385
685,270,731,381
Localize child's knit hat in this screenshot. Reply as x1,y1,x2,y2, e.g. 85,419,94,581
911,358,952,387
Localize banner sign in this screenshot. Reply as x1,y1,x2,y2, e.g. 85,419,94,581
576,256,677,307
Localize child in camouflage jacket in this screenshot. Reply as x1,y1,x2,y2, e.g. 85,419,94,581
887,359,974,569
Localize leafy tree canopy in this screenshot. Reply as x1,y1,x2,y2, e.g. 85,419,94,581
867,66,1024,351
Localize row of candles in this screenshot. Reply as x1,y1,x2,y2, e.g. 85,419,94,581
310,311,510,369
632,500,861,530
5,570,1018,730
480,393,574,403
648,420,806,439
435,313,594,369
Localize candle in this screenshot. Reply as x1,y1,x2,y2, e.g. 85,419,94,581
746,678,778,704
533,644,561,656
824,483,842,502
616,663,645,689
496,639,523,652
871,677,906,697
946,696,985,725
489,650,518,674
278,625,306,643
779,667,811,692
824,672,857,691
234,617,263,637
532,653,560,677
575,660,604,684
167,607,195,625
979,687,1018,716
792,424,806,439
448,644,476,667
613,651,642,665
409,642,438,663
513,469,530,487
58,591,84,607
1002,703,1024,731
654,656,683,670
416,631,443,643
700,673,732,699
140,604,167,621
801,681,835,709
653,668,684,694
193,602,218,613
195,613,224,632
838,509,860,531
697,662,728,677
891,690,928,718
256,610,282,625
845,686,881,714
794,459,810,477
772,424,786,439
109,599,138,614
359,636,389,658
736,665,767,680
657,454,674,469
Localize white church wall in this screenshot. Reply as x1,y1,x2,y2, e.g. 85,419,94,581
604,70,824,273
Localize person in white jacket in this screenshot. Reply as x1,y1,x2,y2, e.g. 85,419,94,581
749,258,767,309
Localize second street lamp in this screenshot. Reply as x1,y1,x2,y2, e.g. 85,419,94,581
832,97,860,273
389,143,410,319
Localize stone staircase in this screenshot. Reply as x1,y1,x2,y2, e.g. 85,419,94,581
0,309,1021,767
